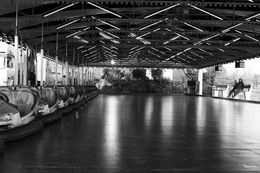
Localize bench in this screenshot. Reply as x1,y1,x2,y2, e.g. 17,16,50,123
233,85,252,100
212,85,230,97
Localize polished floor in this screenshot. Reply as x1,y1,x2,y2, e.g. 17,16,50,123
1,94,260,173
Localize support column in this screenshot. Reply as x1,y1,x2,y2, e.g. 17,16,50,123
77,53,80,86
14,35,19,86
72,49,75,86
23,48,28,86
19,44,23,86
198,69,204,95
82,57,84,85
14,0,19,86
65,61,68,85
35,45,38,86
55,32,58,86
40,19,44,86
40,49,44,86
65,42,68,85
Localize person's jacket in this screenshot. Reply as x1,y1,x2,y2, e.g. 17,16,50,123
237,82,244,90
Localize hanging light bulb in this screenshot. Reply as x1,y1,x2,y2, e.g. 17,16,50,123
111,59,115,65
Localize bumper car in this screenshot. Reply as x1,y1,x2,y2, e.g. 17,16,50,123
36,87,62,124
76,86,86,105
0,87,43,142
87,85,99,100
69,86,81,109
55,86,72,115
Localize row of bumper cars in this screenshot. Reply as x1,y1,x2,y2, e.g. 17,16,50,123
0,87,43,142
0,84,99,150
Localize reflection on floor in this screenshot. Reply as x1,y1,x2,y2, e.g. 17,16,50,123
1,94,260,172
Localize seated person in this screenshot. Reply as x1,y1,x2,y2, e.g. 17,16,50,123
228,80,238,98
232,78,244,98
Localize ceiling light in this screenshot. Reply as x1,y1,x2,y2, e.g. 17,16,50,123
175,33,190,40
148,51,161,58
217,48,225,52
111,59,116,65
92,16,121,30
106,31,120,39
83,27,90,31
44,3,76,18
100,32,112,40
56,19,79,30
246,12,260,21
244,34,259,42
88,46,96,51
177,56,190,63
77,46,84,49
139,18,168,31
95,27,103,31
136,32,151,39
224,38,240,46
102,45,110,50
85,54,97,60
111,46,118,50
129,50,141,56
150,47,166,55
84,50,97,56
235,30,259,42
144,3,180,19
130,46,139,51
222,22,243,33
81,49,88,53
153,28,161,32
163,35,180,45
184,47,192,52
73,35,88,43
198,48,213,55
189,4,223,20
129,33,151,45
183,54,196,61
88,2,122,18
101,20,120,30
202,34,220,41
233,38,240,42
67,27,90,38
184,22,204,32
165,28,172,32
164,47,172,51
136,46,146,52
66,31,82,38
139,22,160,31
190,51,204,59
